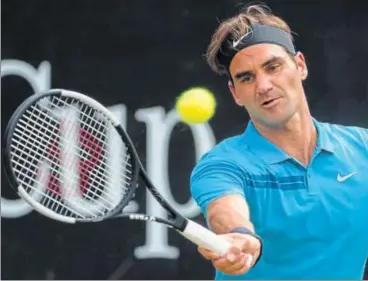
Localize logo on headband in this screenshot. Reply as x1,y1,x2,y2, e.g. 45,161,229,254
217,24,296,71
232,29,254,48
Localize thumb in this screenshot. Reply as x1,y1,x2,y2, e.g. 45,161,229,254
224,245,242,262
240,235,261,267
225,245,253,267
240,234,260,253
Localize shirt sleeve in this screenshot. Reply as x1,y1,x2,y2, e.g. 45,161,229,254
354,127,368,159
359,128,368,152
190,154,246,217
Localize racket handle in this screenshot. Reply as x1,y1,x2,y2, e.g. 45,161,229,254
179,219,231,255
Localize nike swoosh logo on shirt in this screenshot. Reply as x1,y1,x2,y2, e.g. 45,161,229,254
337,172,357,182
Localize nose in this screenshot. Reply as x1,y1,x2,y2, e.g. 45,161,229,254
255,74,273,95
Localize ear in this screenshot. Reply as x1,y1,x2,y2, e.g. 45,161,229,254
228,80,243,106
295,52,308,80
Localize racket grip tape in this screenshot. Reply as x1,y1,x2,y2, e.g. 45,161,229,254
178,219,231,256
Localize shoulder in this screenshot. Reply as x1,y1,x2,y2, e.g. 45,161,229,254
189,134,252,214
318,121,368,151
192,134,254,174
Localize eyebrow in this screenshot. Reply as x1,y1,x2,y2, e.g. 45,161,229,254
234,56,283,80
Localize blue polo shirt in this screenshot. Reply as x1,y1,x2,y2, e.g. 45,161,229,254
190,119,368,280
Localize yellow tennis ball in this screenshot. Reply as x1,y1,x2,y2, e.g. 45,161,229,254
175,87,216,124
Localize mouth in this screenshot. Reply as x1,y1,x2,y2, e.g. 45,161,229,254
261,97,281,109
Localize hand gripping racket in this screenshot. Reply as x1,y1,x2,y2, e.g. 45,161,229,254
2,89,234,257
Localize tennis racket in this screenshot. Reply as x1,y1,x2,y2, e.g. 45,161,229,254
2,88,241,258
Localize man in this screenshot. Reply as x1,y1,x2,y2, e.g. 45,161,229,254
190,4,368,280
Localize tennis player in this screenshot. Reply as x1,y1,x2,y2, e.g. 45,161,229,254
190,4,368,280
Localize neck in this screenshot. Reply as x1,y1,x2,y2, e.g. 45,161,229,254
253,110,317,166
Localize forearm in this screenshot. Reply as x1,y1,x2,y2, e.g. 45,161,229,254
207,194,255,234
203,194,263,270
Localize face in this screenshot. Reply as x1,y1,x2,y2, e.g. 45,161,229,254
228,44,308,128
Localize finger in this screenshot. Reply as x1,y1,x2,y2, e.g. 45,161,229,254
214,252,243,267
216,253,248,274
214,253,248,269
223,254,253,276
213,257,234,268
224,246,242,262
245,254,254,267
230,255,253,275
197,246,221,260
197,247,215,259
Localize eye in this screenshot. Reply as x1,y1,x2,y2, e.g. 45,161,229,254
241,74,254,83
267,63,281,72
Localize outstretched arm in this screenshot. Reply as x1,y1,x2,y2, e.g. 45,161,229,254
190,156,262,275
197,194,262,275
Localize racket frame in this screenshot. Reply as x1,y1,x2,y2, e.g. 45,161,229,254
3,89,186,228
2,89,139,223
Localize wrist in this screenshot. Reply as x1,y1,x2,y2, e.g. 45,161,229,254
230,226,263,266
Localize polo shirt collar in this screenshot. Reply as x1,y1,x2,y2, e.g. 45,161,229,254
242,121,291,164
242,119,335,165
313,118,335,153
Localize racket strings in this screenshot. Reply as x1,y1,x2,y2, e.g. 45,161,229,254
15,97,130,215
16,106,132,173
10,149,118,210
11,118,94,219
12,123,132,185
11,131,110,219
10,95,134,219
11,123,131,195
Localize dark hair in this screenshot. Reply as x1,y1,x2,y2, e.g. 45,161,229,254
206,4,294,76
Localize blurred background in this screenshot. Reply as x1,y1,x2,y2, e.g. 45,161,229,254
1,0,367,279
